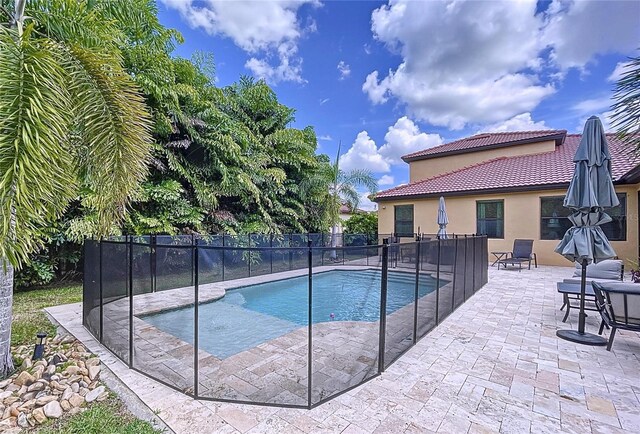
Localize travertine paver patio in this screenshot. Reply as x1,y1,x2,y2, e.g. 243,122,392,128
47,265,640,433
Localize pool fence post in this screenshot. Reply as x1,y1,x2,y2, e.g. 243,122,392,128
413,236,420,344
248,235,252,278
289,234,293,271
307,239,313,409
151,235,157,293
462,234,468,303
193,238,199,398
472,235,476,294
435,236,440,325
451,235,458,313
378,240,389,373
270,234,273,274
128,236,133,369
99,238,103,343
221,234,225,282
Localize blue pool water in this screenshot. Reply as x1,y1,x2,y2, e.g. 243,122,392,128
142,269,440,359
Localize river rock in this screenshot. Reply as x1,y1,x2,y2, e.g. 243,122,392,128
14,372,35,387
20,359,33,371
4,397,19,407
46,365,56,376
88,365,100,381
27,381,45,392
61,387,73,401
79,387,89,397
79,380,88,388
43,401,62,419
70,383,79,393
31,407,46,424
0,390,13,400
85,358,100,368
68,393,84,408
19,391,35,401
35,395,58,406
60,400,71,411
85,386,105,403
17,399,35,411
0,379,12,389
17,412,28,428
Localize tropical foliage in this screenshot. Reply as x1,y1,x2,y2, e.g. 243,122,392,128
0,0,153,376
5,0,377,288
344,212,378,236
612,49,640,151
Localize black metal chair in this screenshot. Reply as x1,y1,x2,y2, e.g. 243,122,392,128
592,282,640,351
497,239,537,271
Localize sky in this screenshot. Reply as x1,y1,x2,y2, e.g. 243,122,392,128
157,0,640,210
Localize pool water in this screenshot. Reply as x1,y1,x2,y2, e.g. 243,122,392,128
142,269,440,359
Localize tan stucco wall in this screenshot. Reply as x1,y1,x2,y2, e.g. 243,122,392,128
378,185,639,267
409,140,557,182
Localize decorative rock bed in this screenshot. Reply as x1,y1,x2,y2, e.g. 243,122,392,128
0,335,106,431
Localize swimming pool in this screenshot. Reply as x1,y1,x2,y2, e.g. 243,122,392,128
142,269,440,359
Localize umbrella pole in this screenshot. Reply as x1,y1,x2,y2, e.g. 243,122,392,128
556,258,607,346
578,259,587,334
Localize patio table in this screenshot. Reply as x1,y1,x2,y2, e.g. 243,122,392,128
490,251,510,266
557,282,599,323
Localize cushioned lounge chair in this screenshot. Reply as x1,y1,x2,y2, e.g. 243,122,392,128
497,239,536,271
592,281,640,351
559,259,623,321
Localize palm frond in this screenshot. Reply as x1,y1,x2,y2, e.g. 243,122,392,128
0,26,75,267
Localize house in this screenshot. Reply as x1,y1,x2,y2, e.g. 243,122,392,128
375,130,640,266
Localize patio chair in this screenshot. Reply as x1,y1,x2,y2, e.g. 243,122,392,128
497,239,536,271
591,281,640,351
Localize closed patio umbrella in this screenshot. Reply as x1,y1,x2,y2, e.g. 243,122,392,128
437,196,449,239
555,115,619,346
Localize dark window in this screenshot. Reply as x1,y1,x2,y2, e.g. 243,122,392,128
476,200,504,238
540,193,626,241
394,205,414,237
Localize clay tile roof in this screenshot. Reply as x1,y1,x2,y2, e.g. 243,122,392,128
377,134,640,200
402,130,567,161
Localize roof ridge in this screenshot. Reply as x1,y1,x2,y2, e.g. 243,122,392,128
403,129,567,160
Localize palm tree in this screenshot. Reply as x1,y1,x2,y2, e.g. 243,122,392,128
0,0,152,377
316,144,378,256
611,49,640,150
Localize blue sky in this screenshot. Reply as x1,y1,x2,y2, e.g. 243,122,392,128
157,0,639,209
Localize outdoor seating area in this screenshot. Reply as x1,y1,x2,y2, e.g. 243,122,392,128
47,264,640,433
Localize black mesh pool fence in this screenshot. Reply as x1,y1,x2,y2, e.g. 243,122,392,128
82,234,488,409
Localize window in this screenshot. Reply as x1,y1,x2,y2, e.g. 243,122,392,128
477,200,504,238
540,193,627,241
394,205,414,237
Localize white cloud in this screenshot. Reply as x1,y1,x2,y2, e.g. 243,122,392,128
337,60,351,80
318,134,332,141
379,117,443,164
543,0,640,71
340,117,441,173
363,0,638,130
339,131,390,173
572,97,612,115
608,61,633,83
160,0,317,83
576,112,615,133
358,191,377,212
378,175,395,186
480,113,551,133
319,98,330,105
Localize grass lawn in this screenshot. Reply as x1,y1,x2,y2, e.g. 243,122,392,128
11,283,161,433
12,284,82,347
37,397,159,434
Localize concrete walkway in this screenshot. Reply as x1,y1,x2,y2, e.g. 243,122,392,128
46,266,640,433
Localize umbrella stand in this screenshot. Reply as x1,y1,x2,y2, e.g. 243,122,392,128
556,259,608,346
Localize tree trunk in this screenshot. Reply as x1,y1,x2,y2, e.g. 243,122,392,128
330,225,338,260
0,259,15,378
